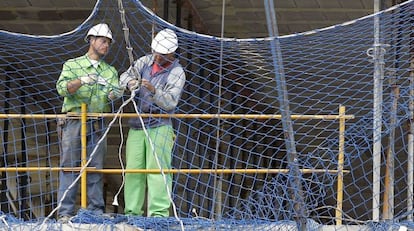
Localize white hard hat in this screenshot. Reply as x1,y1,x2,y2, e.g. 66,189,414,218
84,23,114,43
151,29,178,54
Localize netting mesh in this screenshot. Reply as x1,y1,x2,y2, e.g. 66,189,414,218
0,0,414,230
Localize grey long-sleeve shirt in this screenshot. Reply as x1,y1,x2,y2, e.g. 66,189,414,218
120,54,186,129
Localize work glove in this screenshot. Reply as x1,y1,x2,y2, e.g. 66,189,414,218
79,74,98,85
96,76,108,86
127,79,140,91
108,87,124,100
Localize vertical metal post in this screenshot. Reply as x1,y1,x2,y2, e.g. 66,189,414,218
163,0,169,20
176,0,181,27
264,0,306,230
81,103,87,208
212,0,227,220
408,35,414,221
371,0,385,222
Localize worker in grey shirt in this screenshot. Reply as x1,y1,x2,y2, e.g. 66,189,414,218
119,28,185,217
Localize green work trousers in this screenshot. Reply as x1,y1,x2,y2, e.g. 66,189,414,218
124,125,174,217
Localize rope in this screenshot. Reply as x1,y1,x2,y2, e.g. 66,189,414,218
130,95,184,230
117,0,142,85
111,111,125,207
39,94,135,229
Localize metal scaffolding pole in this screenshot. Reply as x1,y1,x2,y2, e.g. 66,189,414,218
264,0,306,230
371,0,386,222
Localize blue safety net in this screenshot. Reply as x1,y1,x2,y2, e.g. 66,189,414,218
0,0,414,230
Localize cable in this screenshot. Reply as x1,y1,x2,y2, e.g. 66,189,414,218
111,108,125,207
39,95,135,229
130,96,184,231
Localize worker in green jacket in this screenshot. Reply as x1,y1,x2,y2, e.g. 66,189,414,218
56,23,122,223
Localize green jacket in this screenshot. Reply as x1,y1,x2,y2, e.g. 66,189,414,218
56,54,121,113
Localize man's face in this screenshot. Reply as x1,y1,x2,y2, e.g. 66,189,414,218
91,36,112,56
153,52,174,65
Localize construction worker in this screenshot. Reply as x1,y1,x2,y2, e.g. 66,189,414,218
56,23,122,222
120,28,186,217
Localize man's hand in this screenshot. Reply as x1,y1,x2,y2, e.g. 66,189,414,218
108,88,124,100
141,79,155,94
79,74,98,85
128,79,140,91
